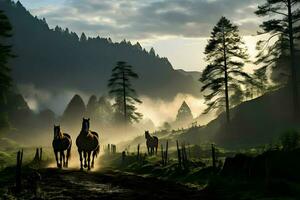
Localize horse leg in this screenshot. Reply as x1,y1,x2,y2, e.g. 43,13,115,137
61,151,66,167
78,150,83,171
84,151,87,168
147,146,150,155
91,151,96,168
66,148,71,168
87,151,91,170
155,146,158,155
59,151,63,168
54,150,59,168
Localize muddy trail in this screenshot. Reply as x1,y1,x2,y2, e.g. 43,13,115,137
37,168,212,200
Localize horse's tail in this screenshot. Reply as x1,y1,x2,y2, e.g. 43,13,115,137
64,133,72,160
94,145,100,158
67,142,72,159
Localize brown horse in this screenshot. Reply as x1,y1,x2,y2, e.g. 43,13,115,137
145,131,158,156
76,118,100,170
52,125,72,168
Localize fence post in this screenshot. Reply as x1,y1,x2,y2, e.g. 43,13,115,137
15,150,23,193
165,140,168,165
176,140,181,168
161,144,164,165
211,144,216,171
137,144,140,160
39,148,42,161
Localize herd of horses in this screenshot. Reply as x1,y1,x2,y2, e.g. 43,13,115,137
52,118,159,170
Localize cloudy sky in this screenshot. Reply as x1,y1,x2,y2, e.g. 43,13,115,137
18,0,262,71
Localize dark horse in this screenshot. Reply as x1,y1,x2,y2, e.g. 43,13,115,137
52,125,72,168
76,118,100,170
145,131,158,155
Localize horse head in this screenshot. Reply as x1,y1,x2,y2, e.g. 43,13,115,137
82,118,90,133
145,131,150,139
54,125,62,139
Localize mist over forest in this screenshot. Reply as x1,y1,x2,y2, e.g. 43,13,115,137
1,0,300,199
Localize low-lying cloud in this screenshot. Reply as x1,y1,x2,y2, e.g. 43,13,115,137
18,84,214,127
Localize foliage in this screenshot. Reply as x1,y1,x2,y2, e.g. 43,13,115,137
108,61,142,124
0,9,13,131
255,0,300,85
244,66,270,99
95,96,114,125
279,130,300,151
200,17,250,122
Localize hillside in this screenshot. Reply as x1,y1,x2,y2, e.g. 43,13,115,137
123,87,299,149
1,0,200,104
179,87,299,148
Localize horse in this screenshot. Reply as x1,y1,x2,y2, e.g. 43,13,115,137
76,118,100,170
145,131,158,156
52,125,72,168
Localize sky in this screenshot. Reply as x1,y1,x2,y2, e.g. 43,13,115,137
17,0,262,72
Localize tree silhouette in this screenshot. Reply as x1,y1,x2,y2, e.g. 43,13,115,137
176,101,193,122
86,95,98,120
200,17,250,123
0,10,13,130
255,0,300,119
108,61,142,124
62,94,86,128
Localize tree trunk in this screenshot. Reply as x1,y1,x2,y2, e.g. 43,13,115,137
122,71,127,123
222,24,230,123
287,0,299,121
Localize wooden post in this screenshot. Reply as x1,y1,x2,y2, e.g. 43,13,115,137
15,150,22,193
161,144,164,165
39,148,42,161
188,143,191,159
176,140,181,168
211,144,216,171
137,144,140,160
165,140,168,165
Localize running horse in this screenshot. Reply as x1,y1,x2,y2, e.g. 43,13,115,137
76,118,100,170
52,125,72,168
145,131,158,156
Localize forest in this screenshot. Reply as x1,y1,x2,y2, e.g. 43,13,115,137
0,0,300,199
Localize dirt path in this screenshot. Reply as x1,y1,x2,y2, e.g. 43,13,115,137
38,168,212,200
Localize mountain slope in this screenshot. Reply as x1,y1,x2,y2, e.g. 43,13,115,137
1,0,200,103
179,87,299,149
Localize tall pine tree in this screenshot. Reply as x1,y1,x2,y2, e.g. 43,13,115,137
0,10,13,130
108,61,142,124
255,0,300,120
200,17,250,123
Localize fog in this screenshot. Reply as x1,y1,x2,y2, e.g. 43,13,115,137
14,83,219,148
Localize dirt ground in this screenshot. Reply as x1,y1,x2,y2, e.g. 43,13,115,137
35,168,213,200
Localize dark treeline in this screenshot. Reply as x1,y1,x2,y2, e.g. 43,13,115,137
0,0,199,100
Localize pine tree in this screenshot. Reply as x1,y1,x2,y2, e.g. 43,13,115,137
80,32,87,42
200,17,250,123
176,101,193,122
149,47,156,56
255,0,300,119
0,10,13,130
108,61,142,124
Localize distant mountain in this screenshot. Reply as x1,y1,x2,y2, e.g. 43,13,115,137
176,69,202,83
1,0,200,103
